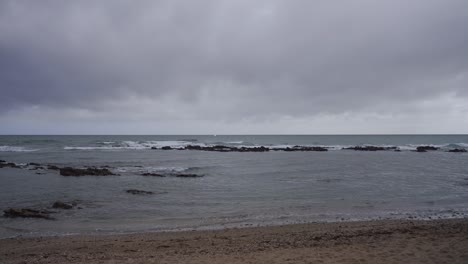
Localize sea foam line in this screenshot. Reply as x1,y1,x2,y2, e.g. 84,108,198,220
0,146,38,152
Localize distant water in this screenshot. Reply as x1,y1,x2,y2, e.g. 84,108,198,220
1,135,468,238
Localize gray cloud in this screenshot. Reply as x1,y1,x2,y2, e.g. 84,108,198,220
1,0,468,133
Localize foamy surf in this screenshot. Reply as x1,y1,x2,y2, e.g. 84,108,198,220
0,146,38,152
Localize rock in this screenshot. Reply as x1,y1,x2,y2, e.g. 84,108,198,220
174,174,203,178
47,165,60,170
3,208,54,220
416,146,439,152
151,147,158,150
29,166,44,170
141,173,165,177
448,148,467,153
0,162,20,168
59,167,115,176
0,160,5,163
185,145,203,150
343,146,392,151
52,201,74,210
161,146,173,150
28,162,41,166
280,146,328,152
126,189,154,195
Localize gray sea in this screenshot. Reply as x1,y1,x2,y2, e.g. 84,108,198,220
1,135,468,238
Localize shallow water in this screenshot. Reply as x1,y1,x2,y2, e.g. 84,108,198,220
1,135,468,238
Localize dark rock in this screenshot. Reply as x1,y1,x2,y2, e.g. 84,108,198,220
280,146,328,152
416,146,439,152
185,145,271,152
47,165,60,170
3,208,54,220
185,145,203,150
52,201,74,210
448,148,467,153
161,146,173,150
0,160,5,163
0,162,20,168
151,147,158,150
126,189,154,195
174,174,203,178
343,146,392,151
141,173,165,177
59,167,115,176
28,162,41,166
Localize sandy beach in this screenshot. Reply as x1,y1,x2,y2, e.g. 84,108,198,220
1,219,467,263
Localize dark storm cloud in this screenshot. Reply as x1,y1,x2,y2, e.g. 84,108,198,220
1,0,468,119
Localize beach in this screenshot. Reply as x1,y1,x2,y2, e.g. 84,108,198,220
1,219,467,263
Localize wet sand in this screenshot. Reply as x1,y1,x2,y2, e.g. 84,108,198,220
1,219,467,263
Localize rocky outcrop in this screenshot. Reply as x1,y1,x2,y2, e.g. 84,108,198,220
279,146,328,152
0,161,20,169
3,208,54,220
52,201,75,209
141,173,165,177
448,148,467,153
174,173,203,178
181,145,326,152
416,146,439,152
343,146,396,151
59,167,115,176
47,165,60,170
161,146,173,150
126,189,154,195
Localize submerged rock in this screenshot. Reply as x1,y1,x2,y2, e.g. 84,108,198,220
28,162,41,166
161,146,173,150
59,167,115,176
141,173,165,177
416,146,439,152
448,148,467,153
0,162,20,168
47,165,60,170
52,201,74,210
174,173,203,178
126,189,154,195
3,208,54,220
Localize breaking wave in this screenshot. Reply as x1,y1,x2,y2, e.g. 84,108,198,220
62,140,468,152
0,146,39,152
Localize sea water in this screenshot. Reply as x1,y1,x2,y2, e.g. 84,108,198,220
0,135,467,238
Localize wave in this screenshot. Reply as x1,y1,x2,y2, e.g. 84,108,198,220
0,146,38,152
65,140,205,150
63,140,468,152
115,166,195,173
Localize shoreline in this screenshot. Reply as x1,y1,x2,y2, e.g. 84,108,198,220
1,218,467,263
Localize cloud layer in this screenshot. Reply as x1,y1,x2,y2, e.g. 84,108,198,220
1,0,468,133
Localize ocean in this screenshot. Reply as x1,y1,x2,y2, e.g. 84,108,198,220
0,135,467,238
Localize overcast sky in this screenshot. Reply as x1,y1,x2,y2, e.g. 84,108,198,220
1,0,467,134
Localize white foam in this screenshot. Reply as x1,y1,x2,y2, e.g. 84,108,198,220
116,166,190,173
65,140,205,151
226,141,244,144
0,146,38,152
